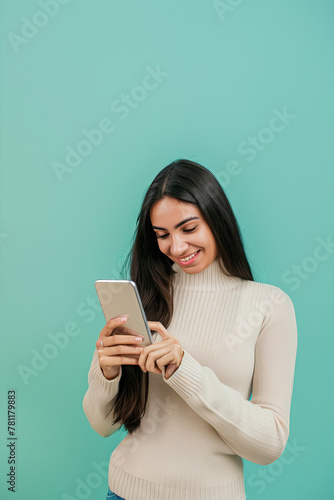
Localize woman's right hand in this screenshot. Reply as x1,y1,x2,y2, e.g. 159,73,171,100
96,315,145,380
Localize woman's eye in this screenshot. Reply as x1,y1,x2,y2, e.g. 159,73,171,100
156,227,197,239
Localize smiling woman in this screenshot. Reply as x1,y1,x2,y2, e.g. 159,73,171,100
150,197,218,272
82,159,297,500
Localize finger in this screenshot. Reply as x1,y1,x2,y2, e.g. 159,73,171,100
99,355,141,367
139,338,174,351
99,315,130,340
137,338,176,370
99,335,144,347
147,321,171,341
149,365,163,375
100,345,144,357
136,350,162,374
137,346,149,372
135,338,175,357
138,345,171,372
98,334,144,350
145,347,173,372
155,352,176,371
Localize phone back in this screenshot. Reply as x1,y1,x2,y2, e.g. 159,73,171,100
95,280,153,346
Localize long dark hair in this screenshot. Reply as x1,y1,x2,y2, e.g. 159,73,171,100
112,159,254,433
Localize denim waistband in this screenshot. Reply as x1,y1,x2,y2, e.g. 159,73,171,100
106,486,125,500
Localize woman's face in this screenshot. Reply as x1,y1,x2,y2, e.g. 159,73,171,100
150,196,218,274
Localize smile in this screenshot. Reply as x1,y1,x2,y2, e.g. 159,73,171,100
177,250,201,265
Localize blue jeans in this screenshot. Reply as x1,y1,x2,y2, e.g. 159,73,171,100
106,486,125,500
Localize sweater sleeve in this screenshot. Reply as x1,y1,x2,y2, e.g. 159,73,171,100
82,349,123,437
163,289,298,465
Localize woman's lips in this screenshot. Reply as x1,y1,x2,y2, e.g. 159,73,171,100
176,250,201,265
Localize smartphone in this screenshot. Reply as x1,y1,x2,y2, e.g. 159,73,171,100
95,280,153,346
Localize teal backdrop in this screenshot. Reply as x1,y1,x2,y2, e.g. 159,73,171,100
1,1,333,499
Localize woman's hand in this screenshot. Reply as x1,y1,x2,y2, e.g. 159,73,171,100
138,321,184,380
96,315,145,380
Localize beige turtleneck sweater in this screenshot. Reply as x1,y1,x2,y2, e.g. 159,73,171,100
82,257,298,500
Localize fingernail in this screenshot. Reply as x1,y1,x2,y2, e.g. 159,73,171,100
135,336,144,341
120,315,129,322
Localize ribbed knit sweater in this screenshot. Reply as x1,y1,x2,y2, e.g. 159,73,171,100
82,257,298,500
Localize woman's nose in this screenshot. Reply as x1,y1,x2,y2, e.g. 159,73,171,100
170,234,188,256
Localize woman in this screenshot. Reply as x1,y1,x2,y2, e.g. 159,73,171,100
83,159,298,500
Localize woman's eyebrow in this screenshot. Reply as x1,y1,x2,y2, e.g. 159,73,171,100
152,216,200,231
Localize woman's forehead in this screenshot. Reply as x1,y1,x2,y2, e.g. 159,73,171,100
150,197,201,222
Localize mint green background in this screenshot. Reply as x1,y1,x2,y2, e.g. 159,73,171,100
1,1,333,499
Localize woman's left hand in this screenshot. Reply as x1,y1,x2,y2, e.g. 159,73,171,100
138,321,184,379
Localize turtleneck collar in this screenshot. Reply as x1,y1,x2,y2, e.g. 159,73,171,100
171,256,242,291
